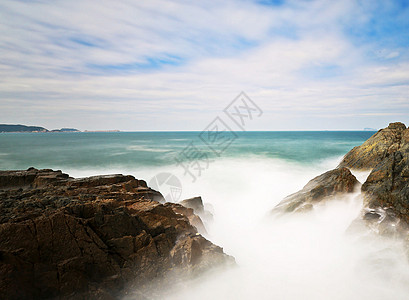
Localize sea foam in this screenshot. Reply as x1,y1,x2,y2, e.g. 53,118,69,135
69,156,409,300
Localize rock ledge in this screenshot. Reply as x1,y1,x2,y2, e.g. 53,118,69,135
0,168,234,299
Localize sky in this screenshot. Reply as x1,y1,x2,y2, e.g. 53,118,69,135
0,0,408,131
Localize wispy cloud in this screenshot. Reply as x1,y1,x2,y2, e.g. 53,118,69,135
0,0,408,130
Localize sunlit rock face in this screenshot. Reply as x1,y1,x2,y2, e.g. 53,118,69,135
178,196,214,233
300,122,409,238
339,122,407,170
358,124,409,232
0,169,234,299
273,122,409,239
273,167,360,213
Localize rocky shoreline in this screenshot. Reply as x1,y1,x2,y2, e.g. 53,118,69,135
0,169,234,299
273,122,409,242
1,122,409,299
272,167,360,213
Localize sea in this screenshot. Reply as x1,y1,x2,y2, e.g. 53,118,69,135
2,131,409,300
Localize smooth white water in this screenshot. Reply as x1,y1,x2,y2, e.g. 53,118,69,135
68,157,409,300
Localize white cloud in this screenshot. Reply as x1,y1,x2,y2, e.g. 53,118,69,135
0,0,408,130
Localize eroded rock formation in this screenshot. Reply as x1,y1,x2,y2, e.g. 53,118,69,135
273,122,409,221
179,196,214,229
0,168,234,299
344,122,409,234
273,167,360,213
339,122,407,170
273,122,409,241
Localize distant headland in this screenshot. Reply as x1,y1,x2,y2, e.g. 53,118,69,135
0,124,120,133
0,124,80,133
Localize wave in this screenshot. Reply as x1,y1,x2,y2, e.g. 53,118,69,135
126,145,173,153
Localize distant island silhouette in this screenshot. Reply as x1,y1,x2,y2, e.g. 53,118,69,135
0,124,80,133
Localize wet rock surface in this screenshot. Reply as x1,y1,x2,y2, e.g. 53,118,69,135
180,197,205,214
285,122,409,241
339,122,408,170
179,196,214,230
355,123,409,234
0,168,234,299
273,167,360,213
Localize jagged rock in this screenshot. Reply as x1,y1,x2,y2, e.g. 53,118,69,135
334,122,409,241
339,122,408,170
170,233,227,274
273,167,360,213
167,203,208,235
179,196,214,226
360,207,405,236
0,168,69,188
360,124,409,224
0,169,234,299
180,197,205,214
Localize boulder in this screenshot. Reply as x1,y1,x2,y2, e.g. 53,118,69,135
0,169,234,299
273,167,360,213
0,168,69,188
334,122,409,239
339,122,408,170
167,203,208,235
360,124,409,224
180,197,205,214
179,196,214,225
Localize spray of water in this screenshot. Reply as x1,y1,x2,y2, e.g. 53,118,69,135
68,156,409,300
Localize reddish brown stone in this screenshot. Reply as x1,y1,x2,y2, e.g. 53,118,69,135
0,169,234,299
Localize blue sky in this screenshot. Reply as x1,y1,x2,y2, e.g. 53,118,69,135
0,0,408,130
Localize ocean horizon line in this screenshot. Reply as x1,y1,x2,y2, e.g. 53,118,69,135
1,129,378,133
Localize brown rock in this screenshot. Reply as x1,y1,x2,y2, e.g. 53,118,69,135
360,125,409,224
179,196,214,226
335,122,409,240
0,169,233,299
339,122,408,170
180,197,205,214
170,233,229,274
273,167,360,213
168,203,208,235
0,168,69,189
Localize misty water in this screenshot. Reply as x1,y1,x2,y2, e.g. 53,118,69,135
161,159,409,300
1,131,409,299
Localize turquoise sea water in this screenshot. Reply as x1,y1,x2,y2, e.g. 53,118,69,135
0,131,375,170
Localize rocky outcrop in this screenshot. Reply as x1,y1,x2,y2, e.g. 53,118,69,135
180,197,205,214
0,168,234,299
271,122,409,252
355,123,409,231
273,167,360,213
339,122,407,170
179,196,214,228
166,203,208,235
275,122,409,231
309,122,409,238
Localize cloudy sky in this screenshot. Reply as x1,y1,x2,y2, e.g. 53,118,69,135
0,0,408,130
